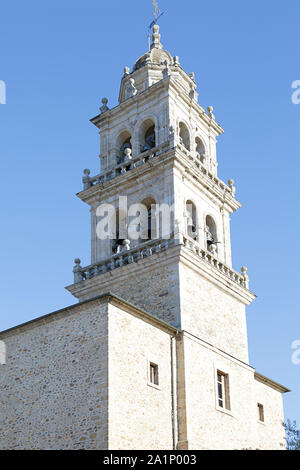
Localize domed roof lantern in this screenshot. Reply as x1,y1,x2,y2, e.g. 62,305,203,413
133,25,173,72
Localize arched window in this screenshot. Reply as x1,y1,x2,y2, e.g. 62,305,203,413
112,208,127,254
179,122,190,151
195,137,205,161
117,131,132,163
186,201,197,240
140,120,156,153
205,215,218,255
141,197,157,240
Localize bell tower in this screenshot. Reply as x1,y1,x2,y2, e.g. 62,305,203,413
66,25,255,364
0,18,288,453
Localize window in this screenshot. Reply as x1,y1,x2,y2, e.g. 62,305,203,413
179,122,190,150
111,209,127,254
186,200,197,240
195,137,205,162
217,371,230,410
117,131,132,163
205,215,218,256
141,197,157,240
139,119,156,153
258,403,264,422
143,125,156,152
149,362,159,386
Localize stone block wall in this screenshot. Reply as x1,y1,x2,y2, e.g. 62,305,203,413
0,299,109,450
182,332,286,450
71,251,181,328
179,261,249,363
107,302,174,450
254,377,286,450
0,295,286,450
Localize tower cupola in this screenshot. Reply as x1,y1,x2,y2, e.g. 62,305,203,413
119,25,197,104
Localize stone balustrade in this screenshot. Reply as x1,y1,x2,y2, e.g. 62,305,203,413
182,235,249,289
82,143,236,198
82,143,236,200
82,145,165,190
73,235,249,290
177,143,236,197
73,237,176,284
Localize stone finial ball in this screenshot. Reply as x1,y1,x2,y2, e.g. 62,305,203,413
228,179,234,186
102,97,108,105
83,169,90,176
74,258,81,265
241,266,247,274
207,106,214,113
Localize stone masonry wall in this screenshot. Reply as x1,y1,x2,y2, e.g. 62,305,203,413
74,252,181,328
253,378,286,449
183,333,286,450
0,296,286,450
107,303,174,450
179,261,249,363
0,299,109,450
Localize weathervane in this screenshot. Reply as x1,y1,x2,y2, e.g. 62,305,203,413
153,0,161,23
148,0,165,50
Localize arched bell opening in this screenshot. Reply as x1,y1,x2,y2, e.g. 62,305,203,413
140,120,156,153
186,200,197,241
117,131,132,163
111,208,127,254
140,196,157,240
195,137,206,163
179,122,190,151
205,215,218,255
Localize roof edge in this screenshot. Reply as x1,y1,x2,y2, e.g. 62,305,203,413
0,292,178,338
254,372,291,394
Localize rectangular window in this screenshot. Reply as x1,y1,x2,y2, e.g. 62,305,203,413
149,362,159,386
258,403,264,422
217,371,230,410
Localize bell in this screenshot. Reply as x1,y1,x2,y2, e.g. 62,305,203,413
187,214,193,227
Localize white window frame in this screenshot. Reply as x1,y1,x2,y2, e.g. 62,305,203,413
215,368,232,415
147,359,161,390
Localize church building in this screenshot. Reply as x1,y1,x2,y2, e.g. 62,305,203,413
0,24,289,450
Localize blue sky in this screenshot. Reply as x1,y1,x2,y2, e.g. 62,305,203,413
0,0,299,425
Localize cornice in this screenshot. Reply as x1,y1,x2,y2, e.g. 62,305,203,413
76,148,175,205
168,77,224,136
66,244,181,299
90,78,169,130
0,292,177,339
254,372,290,394
179,246,256,306
90,75,224,137
183,331,255,373
67,242,255,307
77,147,241,213
173,148,241,213
108,294,178,336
